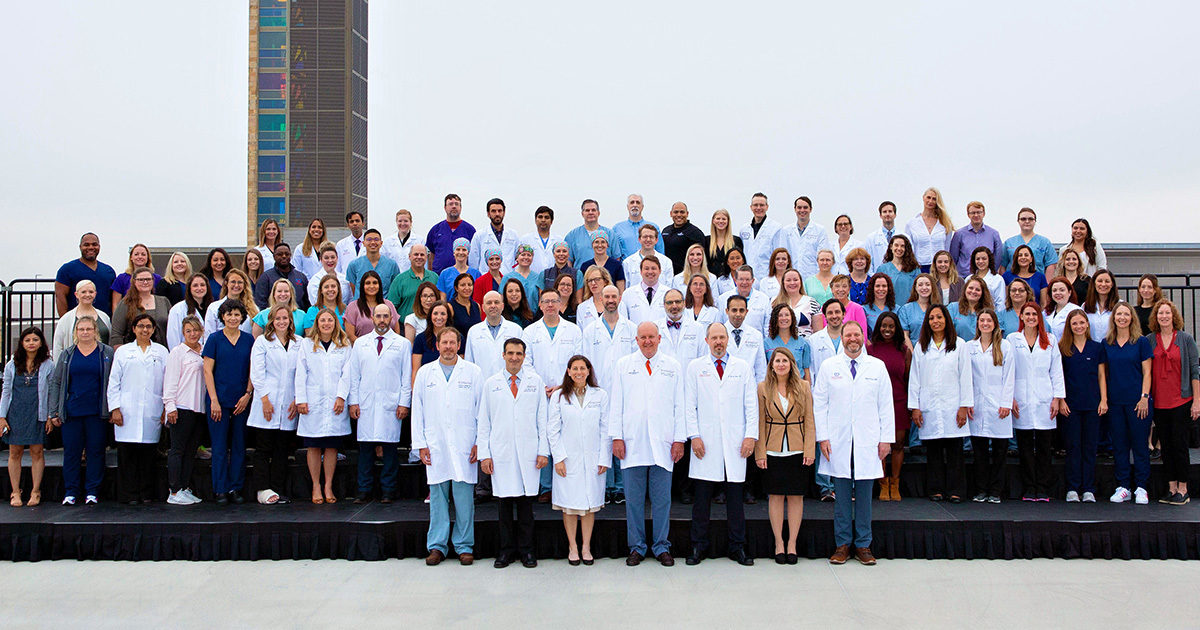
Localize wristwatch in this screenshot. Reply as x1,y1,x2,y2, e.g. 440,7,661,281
1141,393,1150,399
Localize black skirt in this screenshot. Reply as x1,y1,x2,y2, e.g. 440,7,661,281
764,454,812,496
303,435,345,449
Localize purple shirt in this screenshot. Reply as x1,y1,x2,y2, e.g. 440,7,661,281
425,220,477,273
948,223,1003,277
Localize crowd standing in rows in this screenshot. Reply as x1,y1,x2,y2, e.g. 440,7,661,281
2,189,1195,567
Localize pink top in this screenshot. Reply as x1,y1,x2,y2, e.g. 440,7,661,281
163,343,205,413
344,299,400,338
815,300,869,335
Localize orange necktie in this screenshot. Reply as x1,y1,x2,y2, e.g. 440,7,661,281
510,374,519,397
645,359,652,376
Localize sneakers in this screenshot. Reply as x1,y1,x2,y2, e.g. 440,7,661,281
167,492,194,505
972,493,987,503
1082,492,1096,503
987,495,1001,504
1134,488,1149,505
1036,494,1050,502
181,488,202,504
613,491,626,505
62,496,77,506
1065,491,1080,503
1110,487,1131,503
85,495,98,505
196,446,212,460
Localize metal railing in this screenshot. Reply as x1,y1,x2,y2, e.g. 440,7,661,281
1113,274,1200,338
1,279,60,359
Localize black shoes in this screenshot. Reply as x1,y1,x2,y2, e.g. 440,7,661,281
681,490,694,505
521,553,537,568
743,492,757,505
729,549,753,566
774,553,787,565
215,493,229,506
1161,492,1191,505
972,493,988,503
686,549,705,566
493,554,512,569
229,491,245,504
819,489,835,502
786,553,798,565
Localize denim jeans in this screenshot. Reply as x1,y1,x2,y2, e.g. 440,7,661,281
623,465,672,556
605,456,625,493
832,476,874,548
427,480,475,554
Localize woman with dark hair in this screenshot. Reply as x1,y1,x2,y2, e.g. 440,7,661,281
1008,303,1065,502
998,278,1035,335
1147,300,1200,505
202,299,254,505
296,217,331,279
1002,244,1048,299
897,273,939,347
1134,274,1162,334
450,273,484,339
948,277,994,341
1,327,54,506
965,309,1014,503
548,355,610,566
47,316,115,505
765,304,812,382
254,218,283,267
684,273,720,327
754,347,815,564
1084,269,1119,343
863,273,895,334
908,305,973,503
108,311,169,504
413,302,457,372
343,270,399,343
404,281,441,342
969,247,1006,308
110,267,172,347
1059,218,1106,276
1044,276,1084,340
713,248,746,297
1058,310,1106,503
877,234,920,305
555,273,578,324
167,273,212,349
868,312,910,501
502,279,535,328
200,247,231,297
242,248,265,287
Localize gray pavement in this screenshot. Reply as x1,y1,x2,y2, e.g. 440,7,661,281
3,558,1195,628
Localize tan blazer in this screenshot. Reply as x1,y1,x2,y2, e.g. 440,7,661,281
754,379,815,461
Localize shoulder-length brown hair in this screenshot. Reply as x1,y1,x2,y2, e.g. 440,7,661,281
559,355,598,404
1148,299,1184,334
884,234,919,273
1058,310,1091,357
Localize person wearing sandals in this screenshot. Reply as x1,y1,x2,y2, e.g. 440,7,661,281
162,316,207,505
107,313,169,504
247,305,302,504
1,327,54,507
548,355,609,566
754,347,814,565
47,316,115,506
295,308,352,504
908,305,973,503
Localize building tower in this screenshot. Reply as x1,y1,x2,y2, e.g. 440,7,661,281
248,0,367,246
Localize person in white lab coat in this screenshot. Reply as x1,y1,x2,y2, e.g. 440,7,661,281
619,254,668,324
246,305,302,504
468,198,521,272
738,192,785,280
583,285,638,393
464,291,524,380
412,328,485,566
807,299,846,500
340,303,413,503
521,289,583,498
723,295,767,383
620,224,663,284
965,310,1015,503
610,321,687,566
654,289,705,378
814,320,894,566
1007,303,1065,501
107,312,168,504
684,323,758,566
294,308,352,504
907,305,974,503
477,338,549,568
771,195,834,278
717,266,771,335
548,355,610,566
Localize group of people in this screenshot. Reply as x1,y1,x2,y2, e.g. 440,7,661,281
2,188,1196,567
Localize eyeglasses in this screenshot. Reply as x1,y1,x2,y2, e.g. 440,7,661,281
664,299,684,305
135,277,154,283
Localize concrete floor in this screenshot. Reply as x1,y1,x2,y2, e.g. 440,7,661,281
2,559,1193,628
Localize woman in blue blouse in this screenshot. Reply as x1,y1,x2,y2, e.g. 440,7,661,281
765,304,812,381
863,273,895,335
1002,245,1048,299
203,300,255,505
998,278,1035,336
948,277,993,341
897,273,938,348
876,234,920,307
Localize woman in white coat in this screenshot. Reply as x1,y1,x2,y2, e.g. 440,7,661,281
1007,303,1065,501
107,312,169,504
908,305,974,503
965,310,1015,503
246,305,302,504
548,355,610,566
1044,276,1084,341
295,308,352,504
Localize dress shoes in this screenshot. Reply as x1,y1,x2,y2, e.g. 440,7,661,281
829,544,851,565
521,553,537,568
459,553,474,566
656,552,675,567
493,553,512,569
729,549,754,566
425,549,445,566
686,549,705,566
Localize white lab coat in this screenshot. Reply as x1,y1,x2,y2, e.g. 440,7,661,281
469,226,521,272
247,334,302,431
520,231,562,275
965,339,1016,439
832,238,864,275
294,337,352,438
582,316,638,392
1007,332,1066,431
738,217,784,279
342,330,413,442
521,317,583,389
622,253,657,286
381,232,426,272
808,329,838,380
411,359,484,485
475,368,549,497
548,387,610,511
307,268,353,304
335,234,364,274
772,222,834,278
864,226,906,274
619,282,667,324
726,323,767,382
107,342,168,443
756,275,781,298
653,317,706,371
814,352,894,480
463,318,525,379
683,305,721,328
907,340,974,439
717,289,771,334
293,246,322,280
165,301,205,350
672,272,716,293
203,297,254,340
608,351,686,471
1046,303,1084,341
575,299,603,335
685,355,759,482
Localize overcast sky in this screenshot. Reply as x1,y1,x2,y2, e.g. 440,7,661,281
2,1,1198,280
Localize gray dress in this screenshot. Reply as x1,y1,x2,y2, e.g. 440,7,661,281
5,371,43,445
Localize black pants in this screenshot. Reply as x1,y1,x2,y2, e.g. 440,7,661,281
250,427,294,494
971,436,1007,496
497,495,535,557
672,438,694,498
168,410,205,492
1156,404,1193,483
924,438,964,498
691,480,745,554
116,442,157,502
1016,428,1055,496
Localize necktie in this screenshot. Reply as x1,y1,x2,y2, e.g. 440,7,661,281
885,229,893,241
646,287,654,302
850,358,857,379
355,239,362,255
645,359,652,376
715,358,724,378
733,329,742,345
667,319,681,330
510,374,518,398
376,335,384,355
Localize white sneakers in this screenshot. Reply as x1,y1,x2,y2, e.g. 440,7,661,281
1082,492,1096,503
1066,490,1080,502
85,495,98,505
1110,487,1131,503
62,496,76,506
168,488,203,505
181,488,201,503
1134,488,1149,504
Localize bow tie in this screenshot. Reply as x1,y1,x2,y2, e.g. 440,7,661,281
666,320,681,329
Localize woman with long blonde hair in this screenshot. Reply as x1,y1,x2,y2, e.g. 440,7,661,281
966,309,1014,503
251,278,306,337
155,251,194,306
704,209,743,277
904,187,955,271
296,308,352,504
672,243,716,294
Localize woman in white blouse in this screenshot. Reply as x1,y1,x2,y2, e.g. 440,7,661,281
162,315,207,505
903,187,955,270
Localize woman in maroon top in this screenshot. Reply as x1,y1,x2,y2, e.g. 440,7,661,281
868,311,911,501
1148,300,1200,505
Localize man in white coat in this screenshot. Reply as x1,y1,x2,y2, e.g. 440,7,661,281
684,323,758,566
724,295,767,384
520,206,561,275
738,192,784,280
340,304,412,504
464,291,524,379
620,224,663,283
807,298,844,501
522,289,583,500
813,321,894,566
619,254,667,324
717,266,771,335
412,327,485,566
477,338,549,568
610,321,687,566
654,289,705,377
771,195,834,278
469,198,521,272
864,201,905,274
582,284,637,503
